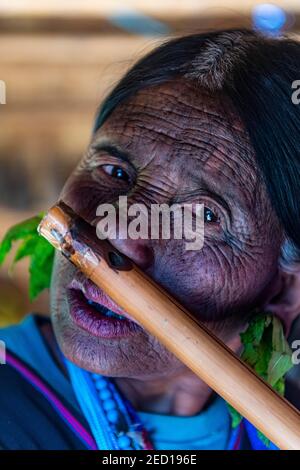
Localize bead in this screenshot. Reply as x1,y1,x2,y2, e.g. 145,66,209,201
103,398,117,411
99,389,112,401
92,373,101,380
94,379,107,390
107,409,119,424
117,435,131,449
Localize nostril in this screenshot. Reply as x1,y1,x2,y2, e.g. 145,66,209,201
107,236,155,271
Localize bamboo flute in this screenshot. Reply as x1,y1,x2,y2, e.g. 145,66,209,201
38,201,300,450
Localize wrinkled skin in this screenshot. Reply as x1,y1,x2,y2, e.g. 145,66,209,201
50,79,284,414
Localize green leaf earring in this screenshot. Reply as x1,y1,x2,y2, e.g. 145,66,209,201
227,313,294,446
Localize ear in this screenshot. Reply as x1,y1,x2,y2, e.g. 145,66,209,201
264,268,300,336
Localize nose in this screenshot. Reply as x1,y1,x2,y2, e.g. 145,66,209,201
109,237,154,271
99,199,154,270
94,196,158,271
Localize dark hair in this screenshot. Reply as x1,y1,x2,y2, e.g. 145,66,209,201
94,29,300,257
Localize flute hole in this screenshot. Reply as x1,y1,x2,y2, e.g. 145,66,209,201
108,251,128,269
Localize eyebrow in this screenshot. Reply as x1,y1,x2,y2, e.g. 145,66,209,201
91,142,131,163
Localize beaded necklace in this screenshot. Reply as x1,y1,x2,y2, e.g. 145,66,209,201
65,358,153,450
65,358,251,451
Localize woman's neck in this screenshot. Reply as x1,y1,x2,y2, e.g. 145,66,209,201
38,318,300,419
114,371,213,416
40,319,218,416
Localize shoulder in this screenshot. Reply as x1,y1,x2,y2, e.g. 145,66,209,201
0,313,46,354
0,313,48,338
0,355,88,449
0,314,53,373
0,315,87,449
0,357,41,449
0,316,47,448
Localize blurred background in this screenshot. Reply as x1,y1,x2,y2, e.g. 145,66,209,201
0,0,299,326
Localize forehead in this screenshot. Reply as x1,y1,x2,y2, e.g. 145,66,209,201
95,78,259,203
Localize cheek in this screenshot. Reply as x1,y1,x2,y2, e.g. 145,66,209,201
154,237,279,321
50,254,73,310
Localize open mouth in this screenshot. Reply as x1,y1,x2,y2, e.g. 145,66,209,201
67,273,141,338
86,299,125,321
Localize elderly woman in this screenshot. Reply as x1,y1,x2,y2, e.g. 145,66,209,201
1,29,300,450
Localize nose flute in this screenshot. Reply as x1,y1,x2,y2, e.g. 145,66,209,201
38,201,300,450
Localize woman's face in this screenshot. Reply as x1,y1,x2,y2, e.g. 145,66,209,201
50,78,283,378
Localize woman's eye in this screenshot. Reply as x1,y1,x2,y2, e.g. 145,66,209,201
204,207,218,223
101,165,130,182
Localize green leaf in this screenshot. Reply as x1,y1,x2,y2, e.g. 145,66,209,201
0,214,55,300
227,313,294,447
266,316,293,387
252,325,273,379
267,351,293,387
272,316,291,355
227,404,243,429
240,315,266,347
13,236,39,263
257,430,271,448
274,377,285,396
0,215,44,265
29,237,54,300
241,343,258,366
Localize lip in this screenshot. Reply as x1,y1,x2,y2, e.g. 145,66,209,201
67,272,142,338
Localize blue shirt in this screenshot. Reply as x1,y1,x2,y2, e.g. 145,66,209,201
0,314,231,449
